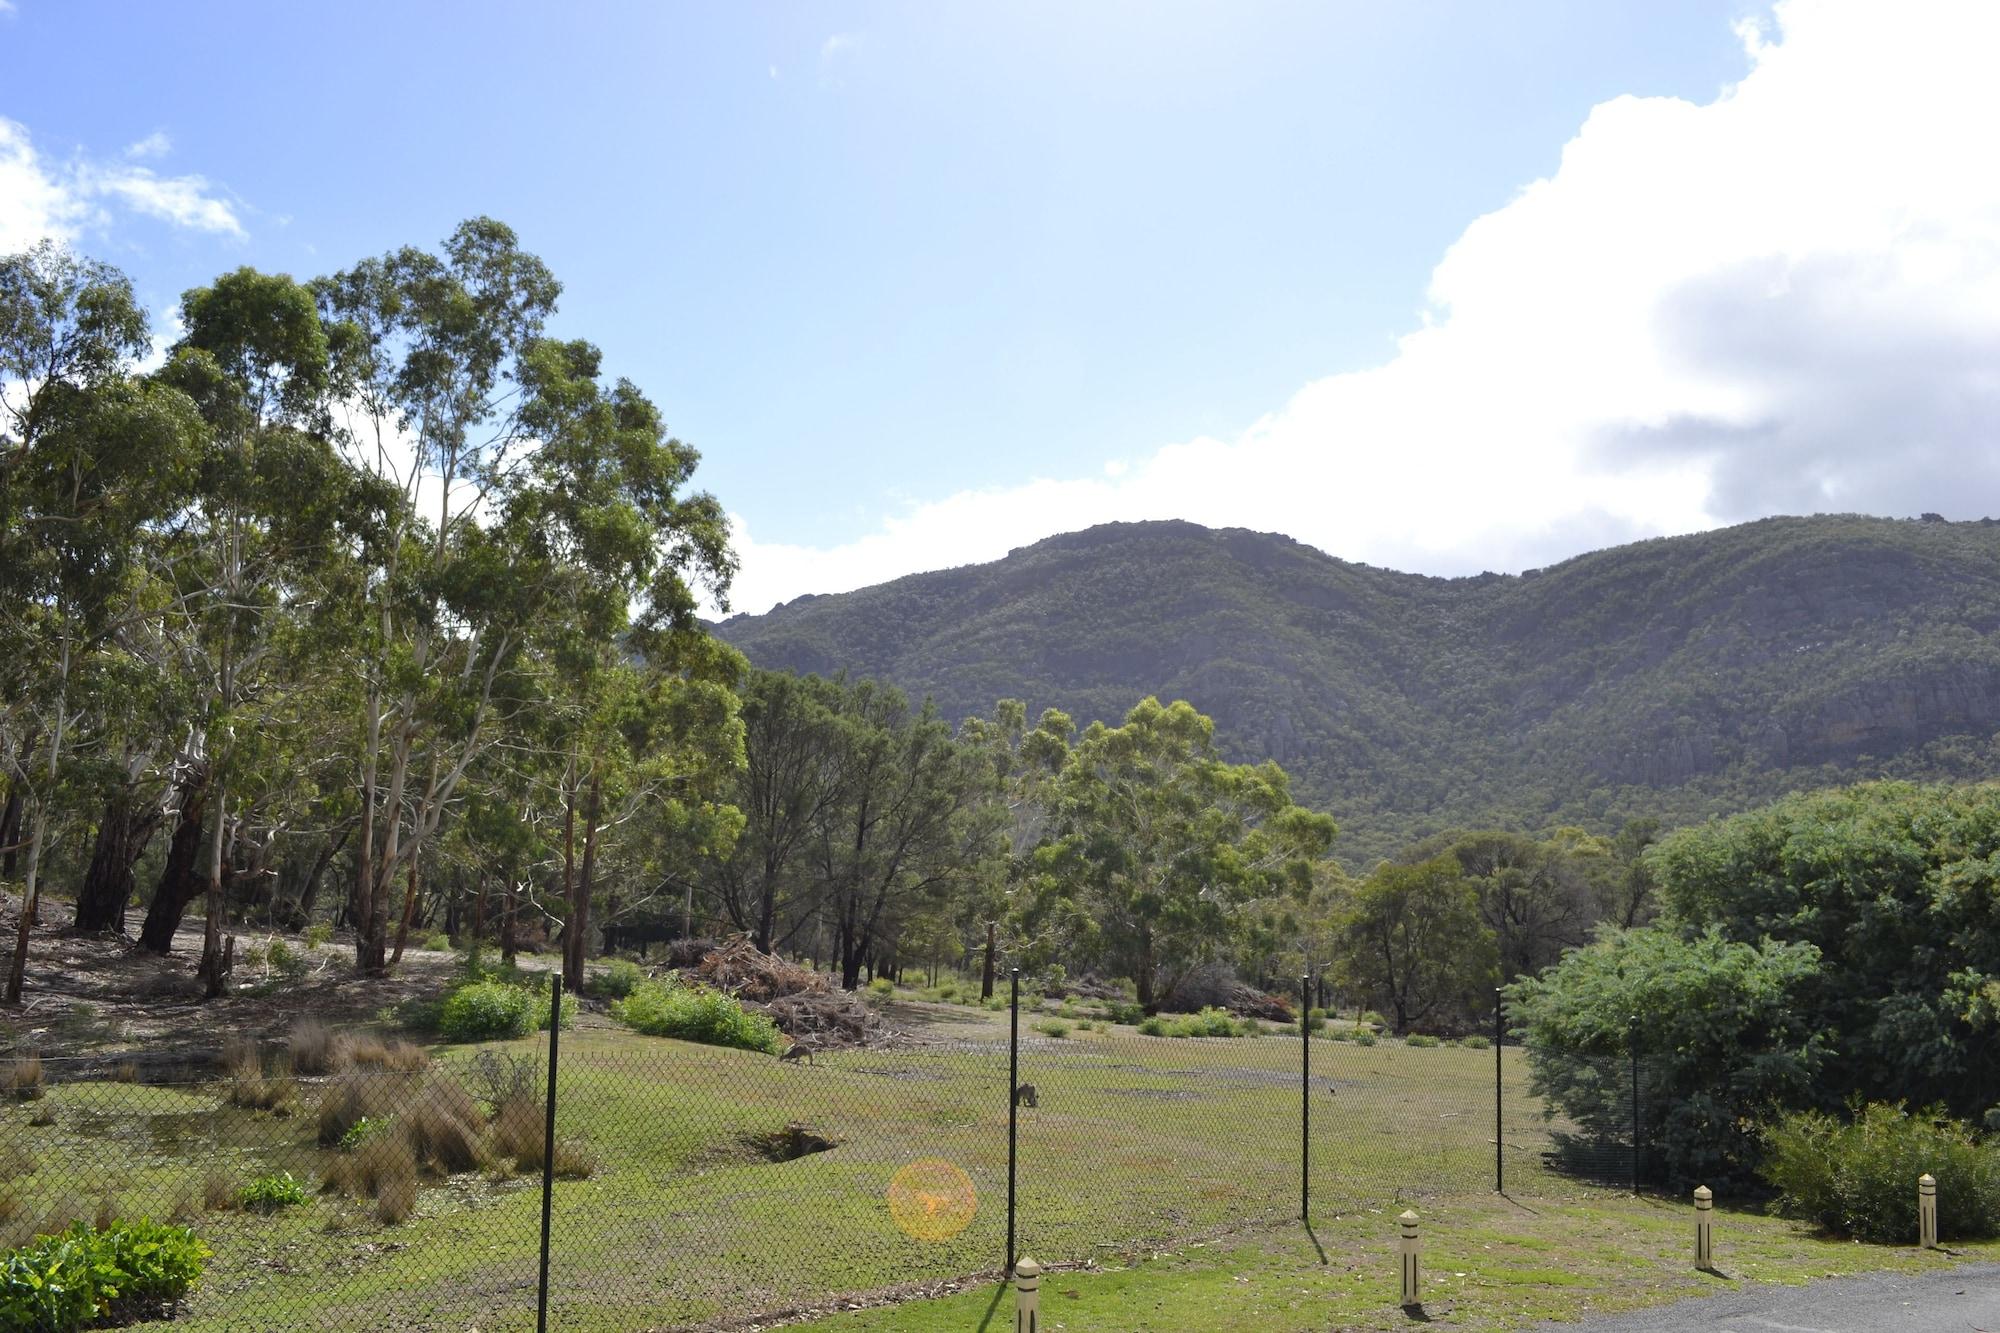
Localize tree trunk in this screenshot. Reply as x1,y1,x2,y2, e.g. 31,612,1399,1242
138,769,210,954
564,774,602,993
1135,926,1156,1014
0,789,21,882
981,921,997,1000
75,789,163,934
196,785,228,998
390,849,421,966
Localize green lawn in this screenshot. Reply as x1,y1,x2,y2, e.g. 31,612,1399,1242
1,1020,1977,1331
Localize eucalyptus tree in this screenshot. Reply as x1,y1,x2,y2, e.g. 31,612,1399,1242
1042,696,1338,1011
956,698,1071,996
1,243,202,1001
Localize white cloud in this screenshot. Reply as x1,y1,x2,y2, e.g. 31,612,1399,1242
725,0,2000,615
124,130,172,159
0,117,244,252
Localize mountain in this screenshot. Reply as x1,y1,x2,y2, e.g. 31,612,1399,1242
714,515,2000,864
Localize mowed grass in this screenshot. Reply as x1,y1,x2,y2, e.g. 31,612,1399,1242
0,1023,1763,1330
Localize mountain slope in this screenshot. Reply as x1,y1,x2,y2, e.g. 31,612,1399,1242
715,515,2000,863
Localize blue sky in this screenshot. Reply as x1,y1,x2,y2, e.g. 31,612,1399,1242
5,1,1999,612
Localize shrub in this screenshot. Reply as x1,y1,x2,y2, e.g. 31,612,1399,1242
223,1044,297,1115
5,1055,44,1102
982,995,1005,1012
1108,1001,1144,1026
402,1080,486,1174
316,1072,397,1148
1175,1008,1245,1039
1762,1103,2000,1243
338,1117,390,1152
289,1020,337,1075
422,931,453,952
304,924,333,950
1461,1034,1491,1050
322,1131,418,1202
1405,1034,1441,1048
436,979,572,1042
1360,1010,1385,1027
1137,1016,1168,1037
0,1219,210,1331
1328,1028,1354,1043
266,938,306,978
592,958,644,1000
1303,1012,1326,1033
612,980,782,1054
239,1172,309,1212
1033,1020,1072,1039
867,977,895,998
1353,1030,1377,1047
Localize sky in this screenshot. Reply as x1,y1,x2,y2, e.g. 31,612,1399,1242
4,0,1998,614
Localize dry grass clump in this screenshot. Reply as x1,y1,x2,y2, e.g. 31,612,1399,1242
342,1035,428,1073
402,1080,485,1174
0,1143,34,1183
5,1052,45,1101
202,1171,235,1212
315,1071,396,1147
322,1130,418,1200
375,1175,418,1225
288,1019,338,1074
111,1061,140,1084
223,1041,298,1115
486,1091,544,1167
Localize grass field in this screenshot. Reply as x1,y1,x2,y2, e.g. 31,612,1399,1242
2,1006,1983,1330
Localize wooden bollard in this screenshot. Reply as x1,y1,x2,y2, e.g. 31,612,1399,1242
1014,1256,1041,1332
1694,1185,1713,1270
1919,1173,1938,1249
1398,1209,1421,1307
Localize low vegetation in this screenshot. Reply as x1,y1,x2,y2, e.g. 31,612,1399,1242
612,978,783,1054
0,1219,210,1331
1762,1103,2000,1242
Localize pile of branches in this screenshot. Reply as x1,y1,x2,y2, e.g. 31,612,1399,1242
762,989,890,1050
1165,963,1295,1021
690,935,829,1002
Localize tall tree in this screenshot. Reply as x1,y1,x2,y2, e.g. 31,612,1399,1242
1336,854,1496,1032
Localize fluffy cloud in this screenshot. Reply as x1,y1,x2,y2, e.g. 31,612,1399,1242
0,117,243,251
726,0,2000,614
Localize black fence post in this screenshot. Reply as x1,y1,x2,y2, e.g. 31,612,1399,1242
1493,986,1504,1195
1006,966,1019,1279
538,972,562,1333
1628,1015,1640,1196
1300,974,1310,1222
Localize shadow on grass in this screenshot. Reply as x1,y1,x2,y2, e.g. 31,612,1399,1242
973,1281,1007,1331
1304,1219,1329,1265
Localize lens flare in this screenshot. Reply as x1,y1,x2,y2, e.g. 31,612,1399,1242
886,1158,977,1241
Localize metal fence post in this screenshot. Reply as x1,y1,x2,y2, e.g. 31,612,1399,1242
1493,987,1504,1195
538,972,562,1333
1007,966,1020,1278
1300,974,1310,1222
1629,1015,1640,1195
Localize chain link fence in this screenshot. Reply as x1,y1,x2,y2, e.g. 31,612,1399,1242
0,974,1657,1330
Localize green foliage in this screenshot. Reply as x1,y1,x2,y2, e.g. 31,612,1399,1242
303,925,333,950
435,979,574,1043
1508,924,1825,1187
1033,1019,1072,1039
422,932,454,953
1762,1104,2000,1242
591,959,645,1001
1352,1030,1377,1047
1403,1034,1441,1048
1107,1001,1144,1026
238,1172,309,1211
1135,1007,1254,1039
0,1219,210,1330
612,979,783,1054
867,977,895,998
1461,1034,1491,1050
336,1117,390,1153
1336,856,1496,1032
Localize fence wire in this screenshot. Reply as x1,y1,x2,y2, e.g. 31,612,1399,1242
0,977,1658,1331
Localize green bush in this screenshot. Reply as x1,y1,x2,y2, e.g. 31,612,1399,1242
0,1220,210,1330
1303,1013,1326,1033
591,959,644,1001
1135,1008,1252,1039
1360,1010,1385,1027
422,931,453,952
1107,1001,1145,1026
1404,1034,1441,1048
239,1172,309,1212
612,980,783,1055
867,977,895,998
1461,1034,1491,1050
1033,1019,1072,1039
436,979,574,1042
337,1117,390,1153
1137,1016,1168,1037
1353,1030,1377,1047
1762,1103,2000,1242
303,924,333,950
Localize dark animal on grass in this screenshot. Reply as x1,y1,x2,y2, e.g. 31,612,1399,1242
779,1042,815,1065
1013,1083,1037,1108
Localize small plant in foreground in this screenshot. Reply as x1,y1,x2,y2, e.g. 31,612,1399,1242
304,923,333,950
239,1172,309,1212
0,1219,211,1330
612,979,783,1054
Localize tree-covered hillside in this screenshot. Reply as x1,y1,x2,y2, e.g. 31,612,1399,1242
716,515,2000,863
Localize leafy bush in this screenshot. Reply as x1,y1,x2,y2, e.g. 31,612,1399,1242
1404,1034,1441,1048
591,959,644,1000
1033,1020,1072,1039
612,980,782,1054
1136,1016,1168,1037
1303,1011,1326,1033
1135,1008,1252,1038
1108,1001,1145,1026
422,931,453,952
436,979,573,1042
266,938,306,978
1360,1011,1385,1027
1461,1034,1491,1050
303,924,333,950
0,1219,210,1330
867,977,895,998
337,1117,390,1153
1762,1103,2000,1242
1353,1030,1377,1047
238,1173,309,1211
1508,925,1825,1187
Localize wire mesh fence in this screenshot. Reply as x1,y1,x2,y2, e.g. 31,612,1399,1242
0,974,1660,1330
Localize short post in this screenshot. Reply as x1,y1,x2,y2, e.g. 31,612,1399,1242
1919,1173,1938,1249
1694,1185,1713,1270
1397,1209,1421,1307
1013,1257,1041,1332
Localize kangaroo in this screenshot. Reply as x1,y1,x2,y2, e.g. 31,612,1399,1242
779,1042,815,1065
1013,1082,1037,1108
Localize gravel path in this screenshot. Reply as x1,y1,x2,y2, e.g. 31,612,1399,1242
1544,1262,2000,1332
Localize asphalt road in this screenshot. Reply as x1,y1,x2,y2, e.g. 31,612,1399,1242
1543,1263,2000,1332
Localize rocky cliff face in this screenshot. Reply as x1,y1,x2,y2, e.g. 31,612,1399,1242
716,514,2000,861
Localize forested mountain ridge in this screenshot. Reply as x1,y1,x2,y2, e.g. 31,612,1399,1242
716,515,2000,863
